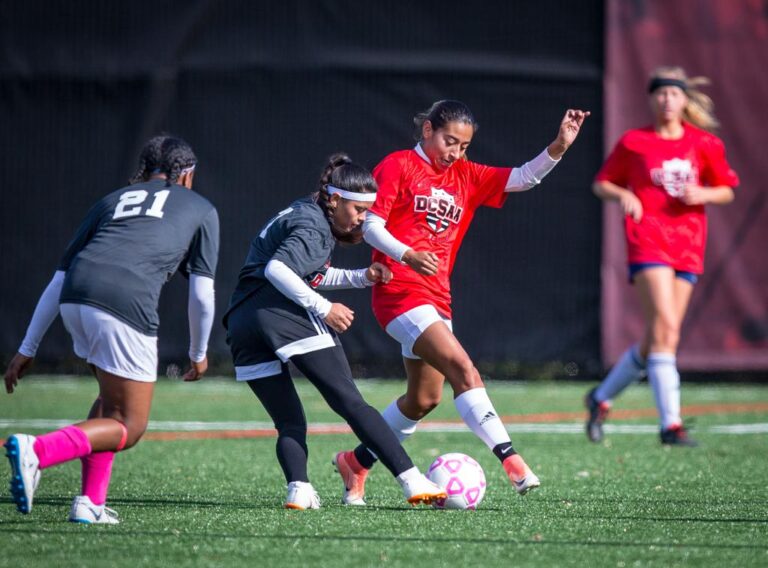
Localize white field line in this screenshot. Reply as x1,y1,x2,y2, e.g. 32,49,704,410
1,419,767,435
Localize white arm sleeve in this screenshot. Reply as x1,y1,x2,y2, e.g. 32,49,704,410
19,271,66,357
317,267,372,290
265,259,333,318
188,274,215,363
362,212,410,263
505,148,561,192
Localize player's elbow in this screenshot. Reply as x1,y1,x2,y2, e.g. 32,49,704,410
592,182,607,199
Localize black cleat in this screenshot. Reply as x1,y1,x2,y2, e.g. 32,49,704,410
660,424,698,447
585,388,610,443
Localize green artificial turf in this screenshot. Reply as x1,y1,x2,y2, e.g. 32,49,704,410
1,377,766,567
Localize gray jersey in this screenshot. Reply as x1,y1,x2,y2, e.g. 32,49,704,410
225,197,334,323
59,179,219,336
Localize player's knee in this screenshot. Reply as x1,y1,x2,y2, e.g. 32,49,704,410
276,420,307,440
651,318,680,351
121,419,149,450
446,359,482,393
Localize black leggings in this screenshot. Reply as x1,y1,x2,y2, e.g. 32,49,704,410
247,346,414,483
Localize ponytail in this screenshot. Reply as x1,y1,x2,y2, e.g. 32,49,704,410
313,152,377,244
649,66,720,132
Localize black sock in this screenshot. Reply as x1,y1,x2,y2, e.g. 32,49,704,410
492,442,517,463
353,444,378,470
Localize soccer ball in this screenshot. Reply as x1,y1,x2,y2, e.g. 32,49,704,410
427,453,486,510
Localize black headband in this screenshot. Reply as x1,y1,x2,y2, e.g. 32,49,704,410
648,77,687,93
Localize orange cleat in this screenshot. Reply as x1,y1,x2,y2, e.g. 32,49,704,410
332,451,369,506
503,454,541,495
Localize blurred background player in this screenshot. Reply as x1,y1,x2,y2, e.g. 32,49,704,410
333,100,590,505
584,66,739,446
3,136,219,523
224,153,446,510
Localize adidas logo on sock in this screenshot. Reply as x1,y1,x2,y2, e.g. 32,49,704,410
479,411,497,425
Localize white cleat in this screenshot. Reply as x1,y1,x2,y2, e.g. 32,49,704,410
512,471,541,495
284,481,321,510
69,495,120,524
4,434,40,514
401,474,447,506
503,454,541,495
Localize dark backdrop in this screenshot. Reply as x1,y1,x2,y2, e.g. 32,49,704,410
0,1,604,378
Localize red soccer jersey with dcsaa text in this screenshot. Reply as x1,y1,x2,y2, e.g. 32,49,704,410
370,147,512,327
596,123,739,274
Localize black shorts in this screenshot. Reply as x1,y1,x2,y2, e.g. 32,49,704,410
226,287,340,381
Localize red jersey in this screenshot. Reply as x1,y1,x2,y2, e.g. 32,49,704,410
370,147,512,327
596,123,739,274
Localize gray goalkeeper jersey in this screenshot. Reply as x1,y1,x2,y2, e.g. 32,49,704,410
58,179,219,336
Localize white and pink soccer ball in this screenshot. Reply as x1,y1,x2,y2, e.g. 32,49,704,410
427,453,486,510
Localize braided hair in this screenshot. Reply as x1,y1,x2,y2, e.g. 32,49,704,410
129,135,170,184
314,152,377,245
157,137,198,187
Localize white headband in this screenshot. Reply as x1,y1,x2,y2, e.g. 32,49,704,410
326,185,377,202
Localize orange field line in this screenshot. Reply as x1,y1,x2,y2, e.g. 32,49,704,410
140,401,768,442
2,402,766,444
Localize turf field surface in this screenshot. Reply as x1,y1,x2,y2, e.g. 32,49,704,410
1,377,766,567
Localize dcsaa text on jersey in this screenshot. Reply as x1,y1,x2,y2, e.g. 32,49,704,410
414,187,464,234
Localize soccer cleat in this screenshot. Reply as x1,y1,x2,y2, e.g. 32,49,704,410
585,387,611,443
332,451,369,506
4,434,41,514
660,424,698,447
503,454,541,495
69,495,120,524
401,474,447,506
284,481,321,510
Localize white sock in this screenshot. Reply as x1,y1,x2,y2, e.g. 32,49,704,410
594,344,646,403
647,352,681,429
382,400,420,442
366,399,420,460
454,388,511,450
395,466,421,487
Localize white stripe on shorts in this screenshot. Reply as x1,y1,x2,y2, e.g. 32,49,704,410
306,310,322,335
275,334,335,362
307,311,329,335
235,360,283,381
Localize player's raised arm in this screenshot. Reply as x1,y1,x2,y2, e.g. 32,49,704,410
505,109,591,193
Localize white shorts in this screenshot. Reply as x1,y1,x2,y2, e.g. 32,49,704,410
384,305,453,360
60,303,158,382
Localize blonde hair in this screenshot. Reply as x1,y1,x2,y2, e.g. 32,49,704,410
650,66,720,131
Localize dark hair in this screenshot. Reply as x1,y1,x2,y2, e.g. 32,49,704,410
314,152,377,244
157,137,198,187
413,99,478,140
129,135,170,184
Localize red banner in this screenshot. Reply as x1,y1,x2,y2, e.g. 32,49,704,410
603,0,768,370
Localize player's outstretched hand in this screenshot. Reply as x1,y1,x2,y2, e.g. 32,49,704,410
548,109,591,159
4,352,34,394
183,357,208,382
325,303,355,333
366,262,393,284
402,249,439,276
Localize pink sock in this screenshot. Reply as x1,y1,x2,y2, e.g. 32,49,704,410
33,425,92,469
81,452,114,506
